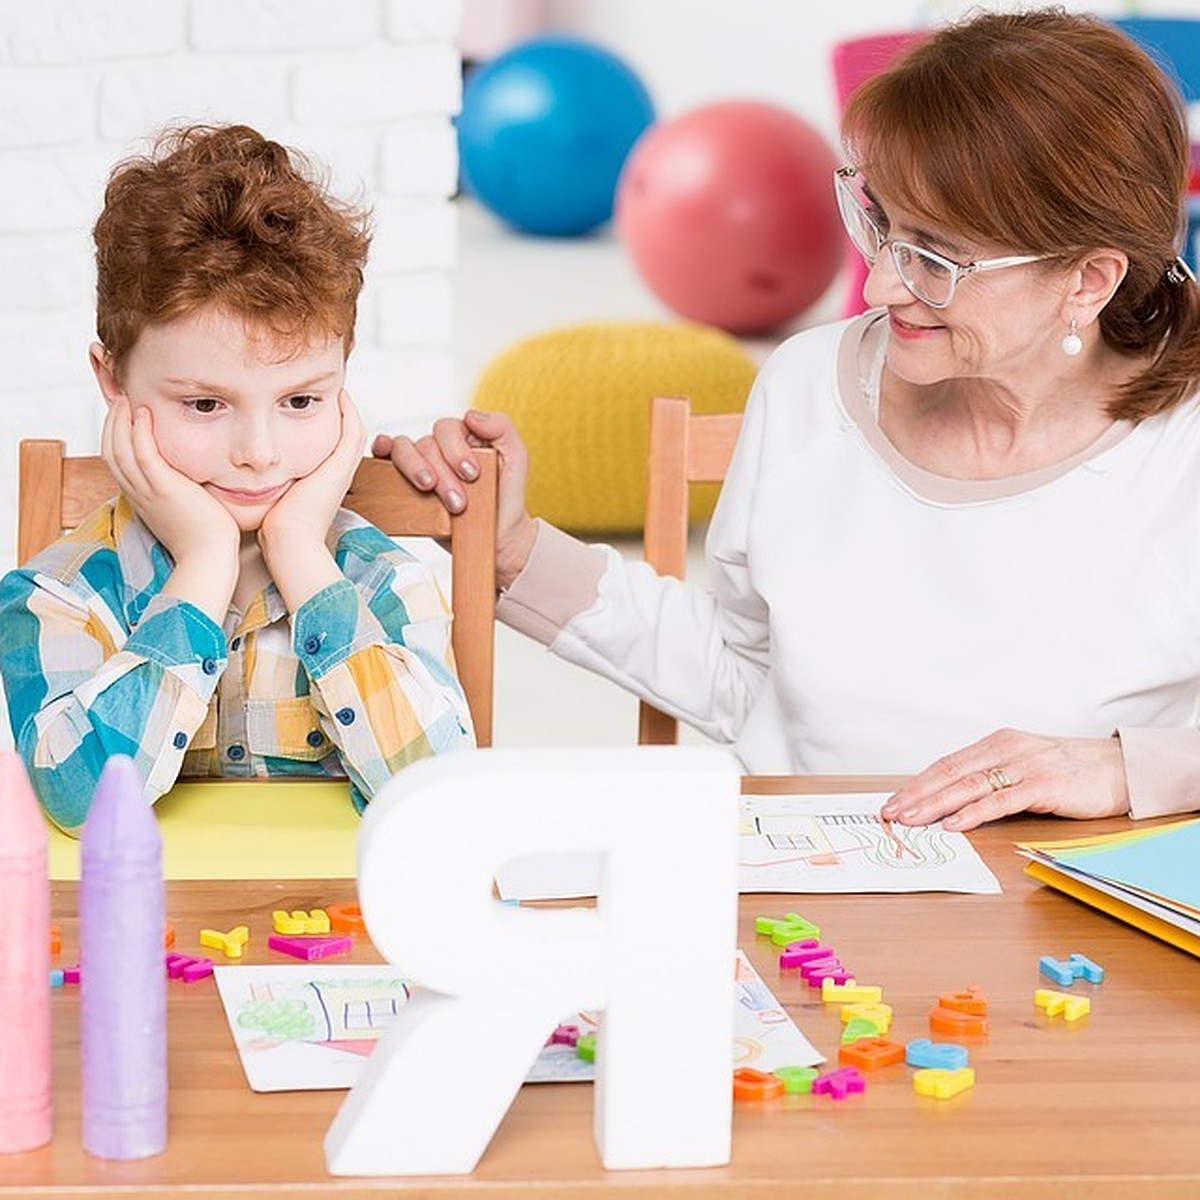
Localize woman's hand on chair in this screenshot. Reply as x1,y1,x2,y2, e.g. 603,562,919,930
374,410,538,588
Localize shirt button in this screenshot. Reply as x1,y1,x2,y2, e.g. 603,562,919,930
335,707,356,726
303,635,322,655
230,636,241,651
173,731,188,750
306,730,324,747
227,744,246,761
202,657,217,675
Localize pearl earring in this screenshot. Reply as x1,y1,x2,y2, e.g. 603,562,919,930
1061,318,1082,357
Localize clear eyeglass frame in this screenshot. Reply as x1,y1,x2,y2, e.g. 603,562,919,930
833,166,1047,308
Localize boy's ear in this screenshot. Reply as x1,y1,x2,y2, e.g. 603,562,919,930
89,342,124,406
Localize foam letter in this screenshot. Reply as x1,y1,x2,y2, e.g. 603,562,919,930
325,746,739,1174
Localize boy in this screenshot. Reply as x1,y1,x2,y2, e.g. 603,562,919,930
0,123,474,834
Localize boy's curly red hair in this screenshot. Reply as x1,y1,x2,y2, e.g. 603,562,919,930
93,123,371,377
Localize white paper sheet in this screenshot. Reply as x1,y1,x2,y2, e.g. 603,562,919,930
213,951,822,1093
736,793,1001,894
495,793,1001,899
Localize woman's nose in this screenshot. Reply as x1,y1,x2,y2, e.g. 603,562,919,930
861,245,912,308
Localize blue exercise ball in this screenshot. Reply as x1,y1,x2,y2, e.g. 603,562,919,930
458,36,656,237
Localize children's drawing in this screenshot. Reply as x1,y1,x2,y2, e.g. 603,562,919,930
745,806,958,870
730,949,804,1068
737,794,1001,894
523,1011,601,1083
496,793,1001,900
236,974,410,1058
214,967,413,1087
215,952,821,1093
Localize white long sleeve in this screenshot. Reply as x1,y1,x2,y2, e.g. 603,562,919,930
499,315,1200,814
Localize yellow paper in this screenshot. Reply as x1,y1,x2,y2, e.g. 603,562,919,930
1016,821,1192,854
48,779,359,881
1023,860,1200,959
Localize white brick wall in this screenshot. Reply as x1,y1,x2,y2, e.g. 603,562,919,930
0,0,462,571
2,1,188,65
189,0,381,52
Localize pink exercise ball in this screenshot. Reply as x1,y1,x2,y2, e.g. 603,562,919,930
616,101,844,334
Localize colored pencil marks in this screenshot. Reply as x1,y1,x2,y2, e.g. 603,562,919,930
731,950,801,1068
215,955,823,1093
738,795,1001,894
215,966,414,1086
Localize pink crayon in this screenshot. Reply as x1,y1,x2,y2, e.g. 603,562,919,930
0,752,52,1153
80,755,167,1160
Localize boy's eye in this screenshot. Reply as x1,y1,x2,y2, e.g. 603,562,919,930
285,394,318,411
190,398,220,414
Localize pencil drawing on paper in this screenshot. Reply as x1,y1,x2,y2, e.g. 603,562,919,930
737,794,1002,894
237,975,410,1053
747,808,960,869
214,957,823,1093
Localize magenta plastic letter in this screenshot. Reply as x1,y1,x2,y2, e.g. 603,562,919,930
0,751,52,1152
80,755,167,1159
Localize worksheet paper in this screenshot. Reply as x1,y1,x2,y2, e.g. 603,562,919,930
494,793,1001,900
214,951,822,1093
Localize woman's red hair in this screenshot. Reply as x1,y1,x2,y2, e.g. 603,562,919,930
843,8,1200,421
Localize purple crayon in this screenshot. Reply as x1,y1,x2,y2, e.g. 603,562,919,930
0,751,52,1153
80,755,167,1160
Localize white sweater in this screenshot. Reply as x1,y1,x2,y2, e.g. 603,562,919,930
498,315,1200,819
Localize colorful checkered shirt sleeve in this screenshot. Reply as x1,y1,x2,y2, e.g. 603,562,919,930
0,508,226,834
294,519,475,811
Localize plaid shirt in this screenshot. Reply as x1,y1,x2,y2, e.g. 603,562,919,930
0,495,474,833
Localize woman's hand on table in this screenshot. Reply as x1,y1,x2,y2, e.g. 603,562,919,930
880,728,1131,831
372,409,538,588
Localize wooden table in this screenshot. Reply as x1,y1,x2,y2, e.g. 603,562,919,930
9,777,1200,1198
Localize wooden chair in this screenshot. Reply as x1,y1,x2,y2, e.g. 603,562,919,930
638,395,742,745
17,439,499,746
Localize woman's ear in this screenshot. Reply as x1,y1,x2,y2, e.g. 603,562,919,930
1068,250,1130,324
88,342,124,406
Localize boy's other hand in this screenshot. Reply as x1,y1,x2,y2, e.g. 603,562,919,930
259,389,366,554
257,390,366,613
373,410,537,588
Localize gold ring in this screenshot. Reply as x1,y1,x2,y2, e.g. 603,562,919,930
983,766,1013,792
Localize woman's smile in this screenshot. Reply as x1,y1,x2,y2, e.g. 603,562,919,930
889,312,942,339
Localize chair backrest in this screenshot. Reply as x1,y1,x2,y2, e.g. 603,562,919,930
829,29,928,319
639,396,742,745
17,439,498,746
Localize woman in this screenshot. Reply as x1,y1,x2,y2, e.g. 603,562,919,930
377,9,1200,830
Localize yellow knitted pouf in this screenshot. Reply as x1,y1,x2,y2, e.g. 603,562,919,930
471,321,757,534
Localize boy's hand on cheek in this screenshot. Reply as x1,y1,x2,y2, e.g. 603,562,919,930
258,391,366,611
103,398,238,564
102,398,239,622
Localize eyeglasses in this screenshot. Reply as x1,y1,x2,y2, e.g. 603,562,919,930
834,166,1047,308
